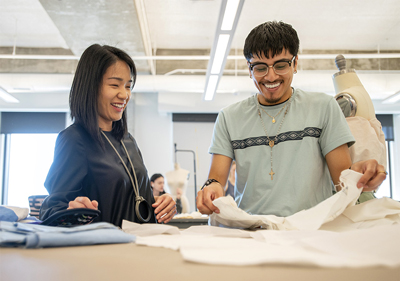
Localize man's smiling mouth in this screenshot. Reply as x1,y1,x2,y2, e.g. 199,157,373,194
262,82,281,89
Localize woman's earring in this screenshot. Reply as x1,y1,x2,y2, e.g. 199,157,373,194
294,70,297,74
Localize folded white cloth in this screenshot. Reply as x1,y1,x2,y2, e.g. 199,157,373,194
179,224,400,268
122,220,180,236
132,223,400,267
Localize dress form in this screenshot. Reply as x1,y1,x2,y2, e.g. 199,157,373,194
165,163,190,213
332,56,387,169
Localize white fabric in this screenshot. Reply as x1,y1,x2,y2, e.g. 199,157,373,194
127,223,400,268
122,170,400,268
320,197,400,231
346,116,387,169
122,220,180,237
209,169,364,230
180,224,400,267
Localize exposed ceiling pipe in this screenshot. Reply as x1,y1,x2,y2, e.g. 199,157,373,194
134,0,156,75
1,53,400,60
164,69,248,76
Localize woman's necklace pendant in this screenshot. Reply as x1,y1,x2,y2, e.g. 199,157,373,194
272,118,276,123
269,140,275,147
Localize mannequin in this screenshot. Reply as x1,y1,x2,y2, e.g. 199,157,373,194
333,55,387,203
332,54,386,170
165,163,190,213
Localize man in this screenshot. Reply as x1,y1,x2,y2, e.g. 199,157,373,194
197,21,386,216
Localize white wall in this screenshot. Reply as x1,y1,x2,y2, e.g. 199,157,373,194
129,92,216,213
130,92,174,183
173,122,215,213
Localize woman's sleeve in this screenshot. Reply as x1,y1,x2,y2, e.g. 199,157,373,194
39,130,88,220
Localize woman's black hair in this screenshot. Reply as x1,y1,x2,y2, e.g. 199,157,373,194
244,21,300,61
150,173,164,183
69,44,137,145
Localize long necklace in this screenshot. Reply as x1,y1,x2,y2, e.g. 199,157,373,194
256,94,293,180
101,131,152,222
259,101,288,124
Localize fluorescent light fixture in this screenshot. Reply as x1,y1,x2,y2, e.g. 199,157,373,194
221,0,240,30
204,75,219,101
0,87,19,103
382,91,400,104
203,0,244,101
211,34,230,74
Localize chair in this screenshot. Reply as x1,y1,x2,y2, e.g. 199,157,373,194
28,195,47,218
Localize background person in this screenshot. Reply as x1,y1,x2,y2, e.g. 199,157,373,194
150,173,166,197
40,44,176,227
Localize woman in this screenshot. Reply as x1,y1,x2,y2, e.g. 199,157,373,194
39,44,176,227
150,173,166,197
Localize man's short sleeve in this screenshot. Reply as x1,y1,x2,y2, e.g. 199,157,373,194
208,110,235,159
319,98,355,156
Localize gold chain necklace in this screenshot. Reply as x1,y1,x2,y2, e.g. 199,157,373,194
259,101,288,124
256,94,293,180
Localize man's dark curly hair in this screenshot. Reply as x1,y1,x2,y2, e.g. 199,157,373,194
244,21,300,61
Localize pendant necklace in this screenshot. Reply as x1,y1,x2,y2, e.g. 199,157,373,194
256,94,293,180
101,131,152,223
259,101,288,124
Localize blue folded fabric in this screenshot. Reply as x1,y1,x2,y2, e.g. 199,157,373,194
0,206,19,222
0,221,135,248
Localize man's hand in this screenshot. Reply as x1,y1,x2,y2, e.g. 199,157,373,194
196,182,224,214
68,197,98,210
152,194,176,223
351,159,387,191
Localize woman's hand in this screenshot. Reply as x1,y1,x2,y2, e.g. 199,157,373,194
152,194,176,223
68,196,98,210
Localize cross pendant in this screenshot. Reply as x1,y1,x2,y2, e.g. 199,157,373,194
269,169,275,180
269,140,274,147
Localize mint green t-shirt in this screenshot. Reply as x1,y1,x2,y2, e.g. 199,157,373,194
209,89,355,217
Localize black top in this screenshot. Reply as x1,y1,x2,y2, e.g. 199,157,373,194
39,123,156,227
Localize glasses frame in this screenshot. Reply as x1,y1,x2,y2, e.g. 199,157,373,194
249,56,296,77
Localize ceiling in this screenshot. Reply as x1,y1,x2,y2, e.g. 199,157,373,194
1,0,400,113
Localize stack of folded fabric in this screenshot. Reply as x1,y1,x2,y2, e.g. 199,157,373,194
0,205,135,248
0,221,135,248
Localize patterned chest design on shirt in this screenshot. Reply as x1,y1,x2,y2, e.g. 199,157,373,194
231,127,322,150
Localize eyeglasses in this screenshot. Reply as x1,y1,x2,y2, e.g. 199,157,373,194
249,56,296,77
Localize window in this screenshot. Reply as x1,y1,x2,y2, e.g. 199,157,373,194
6,134,57,208
375,114,397,200
1,112,66,207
